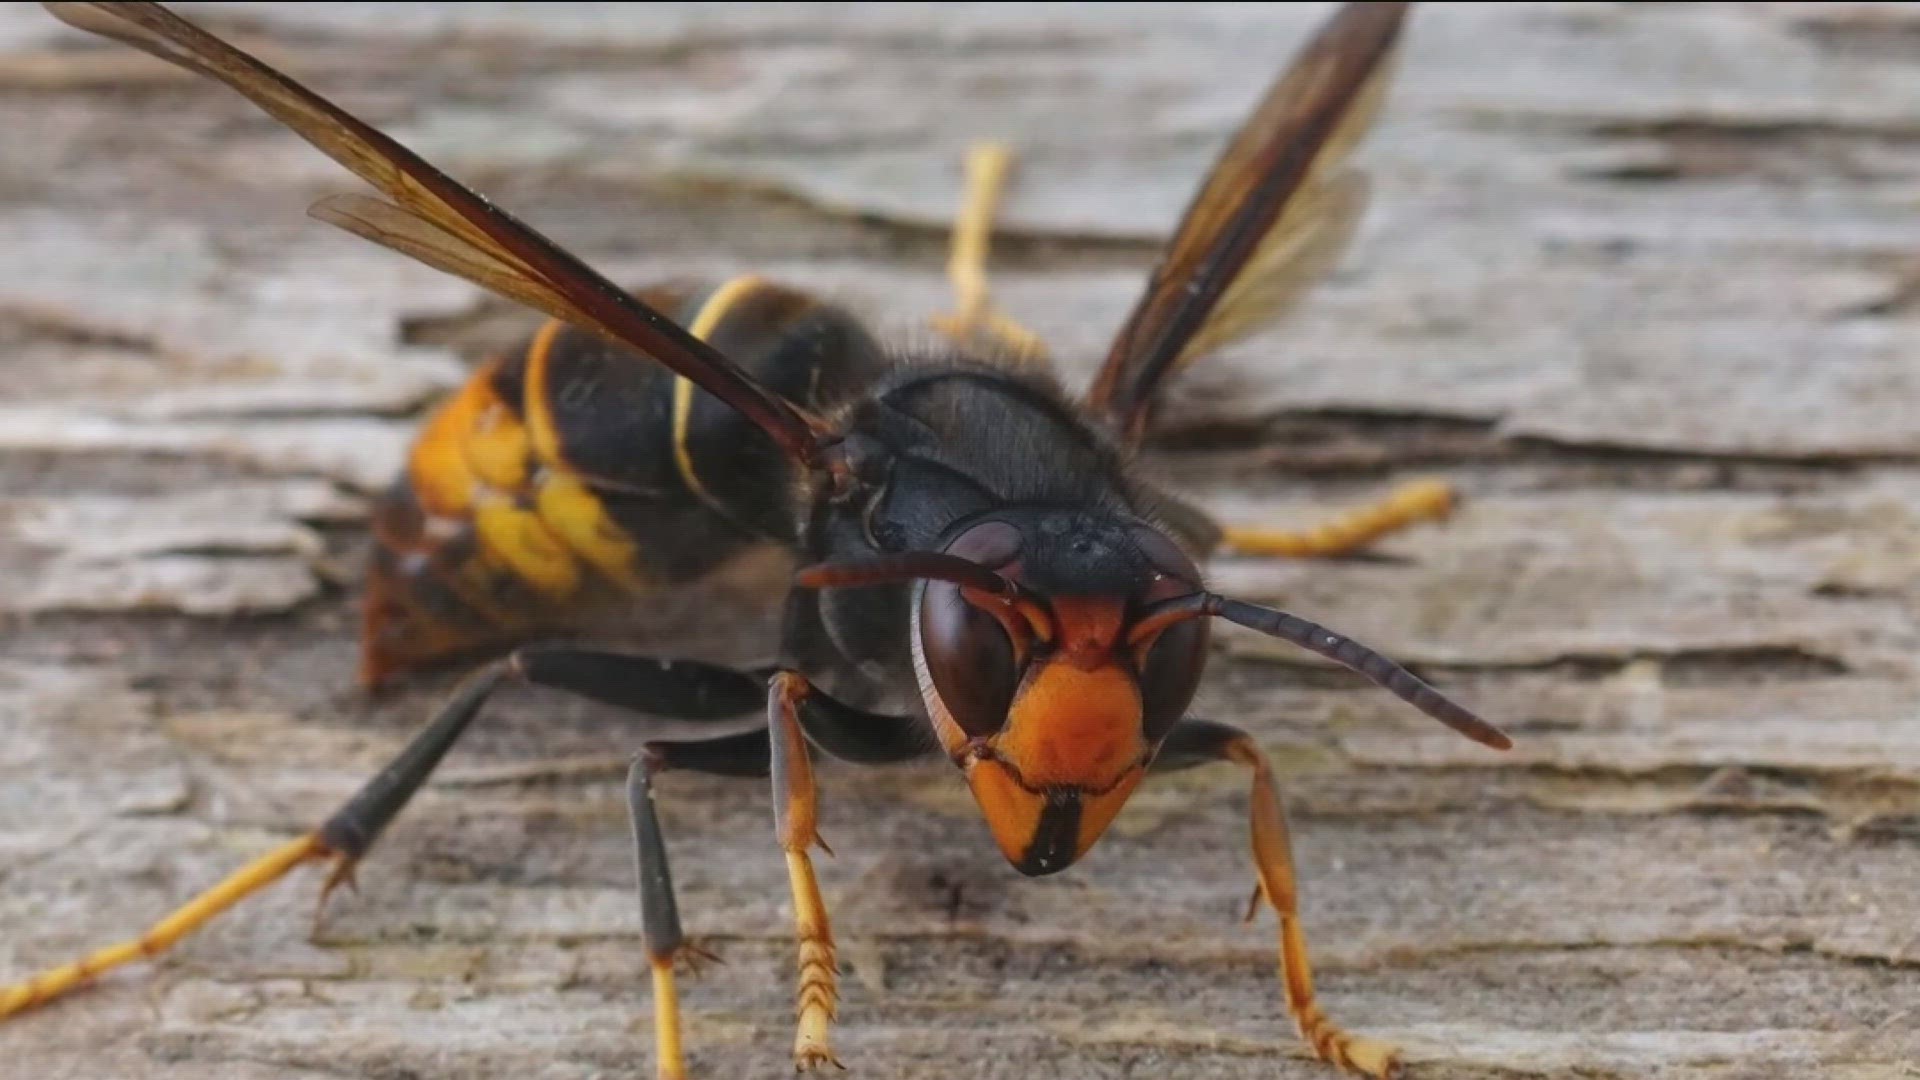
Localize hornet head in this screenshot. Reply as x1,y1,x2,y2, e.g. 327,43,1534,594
796,509,1509,879
905,511,1209,876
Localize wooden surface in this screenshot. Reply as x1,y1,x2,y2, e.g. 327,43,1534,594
4,3,1919,1077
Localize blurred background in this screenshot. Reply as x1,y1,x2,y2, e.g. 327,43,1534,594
3,4,1918,1078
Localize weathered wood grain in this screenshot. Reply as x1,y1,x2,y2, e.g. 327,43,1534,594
3,3,1918,1079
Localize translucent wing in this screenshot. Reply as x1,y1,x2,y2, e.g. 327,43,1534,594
1176,167,1370,365
1085,1,1407,443
310,194,601,330
43,1,834,468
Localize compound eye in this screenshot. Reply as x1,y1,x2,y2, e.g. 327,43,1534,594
1137,613,1208,743
1130,525,1203,589
1129,525,1208,742
917,518,1026,738
946,518,1022,567
919,580,1020,738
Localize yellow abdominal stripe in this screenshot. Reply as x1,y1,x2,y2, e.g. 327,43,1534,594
444,275,783,605
450,317,643,600
466,394,530,492
474,499,581,598
536,474,644,591
673,275,770,515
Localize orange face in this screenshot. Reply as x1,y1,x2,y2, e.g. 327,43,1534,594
811,512,1508,881
914,556,1210,876
941,596,1149,873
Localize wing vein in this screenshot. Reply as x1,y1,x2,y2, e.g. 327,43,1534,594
1086,2,1409,443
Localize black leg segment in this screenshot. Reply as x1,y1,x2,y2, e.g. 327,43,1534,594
643,728,772,778
320,662,509,859
627,756,685,963
1150,716,1246,775
790,683,935,765
515,645,767,719
318,646,778,864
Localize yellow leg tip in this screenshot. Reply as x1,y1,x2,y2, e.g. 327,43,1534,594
0,968,74,1020
1340,1037,1404,1079
793,1039,845,1073
650,957,687,1080
963,141,1013,177
932,140,1050,365
1222,477,1460,560
783,851,842,1073
1295,1005,1404,1079
0,834,326,1024
1388,477,1457,519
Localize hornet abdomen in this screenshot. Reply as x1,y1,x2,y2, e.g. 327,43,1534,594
360,276,890,688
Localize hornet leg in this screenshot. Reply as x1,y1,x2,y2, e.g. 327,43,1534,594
1154,718,1403,1080
0,647,764,1026
1219,478,1456,560
930,142,1049,364
764,670,930,1071
627,727,772,1080
637,671,924,1078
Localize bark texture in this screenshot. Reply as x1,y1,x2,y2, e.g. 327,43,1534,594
3,4,1917,1078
